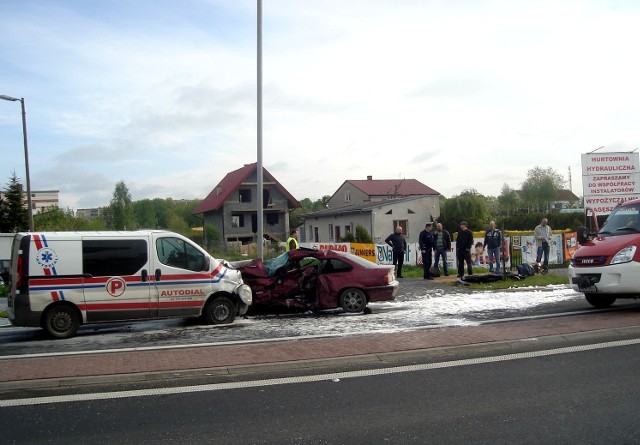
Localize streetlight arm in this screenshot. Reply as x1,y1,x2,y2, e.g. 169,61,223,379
0,95,19,102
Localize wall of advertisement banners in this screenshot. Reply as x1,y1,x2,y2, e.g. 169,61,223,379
300,232,578,268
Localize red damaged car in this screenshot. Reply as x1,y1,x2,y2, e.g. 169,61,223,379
231,248,398,313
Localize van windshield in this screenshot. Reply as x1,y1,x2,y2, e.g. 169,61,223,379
598,205,640,236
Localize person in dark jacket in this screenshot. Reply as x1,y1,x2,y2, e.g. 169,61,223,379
456,221,474,278
483,220,502,273
385,226,407,278
418,222,436,280
432,222,452,276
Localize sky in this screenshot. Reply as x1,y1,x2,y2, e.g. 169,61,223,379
1,0,640,210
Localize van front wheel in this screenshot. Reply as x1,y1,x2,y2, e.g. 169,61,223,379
585,293,616,309
44,306,80,339
203,296,236,324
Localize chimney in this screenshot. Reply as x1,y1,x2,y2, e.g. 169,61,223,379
367,175,372,180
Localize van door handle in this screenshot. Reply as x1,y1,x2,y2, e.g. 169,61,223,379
155,269,162,281
141,269,148,282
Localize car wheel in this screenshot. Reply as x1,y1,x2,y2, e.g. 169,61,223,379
339,288,367,313
43,305,80,339
203,296,236,324
585,293,616,309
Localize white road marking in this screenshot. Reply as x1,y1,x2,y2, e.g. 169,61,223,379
2,337,639,407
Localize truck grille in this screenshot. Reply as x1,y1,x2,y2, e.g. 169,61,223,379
572,256,608,267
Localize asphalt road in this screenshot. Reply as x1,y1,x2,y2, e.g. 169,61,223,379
2,339,639,444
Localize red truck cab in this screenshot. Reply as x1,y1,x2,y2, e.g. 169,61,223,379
569,200,640,308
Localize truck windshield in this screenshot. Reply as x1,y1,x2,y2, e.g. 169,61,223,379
598,205,640,236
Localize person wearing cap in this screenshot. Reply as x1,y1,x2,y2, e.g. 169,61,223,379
456,221,474,278
385,226,407,278
419,222,436,280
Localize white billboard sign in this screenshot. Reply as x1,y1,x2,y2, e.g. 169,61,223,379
582,152,640,215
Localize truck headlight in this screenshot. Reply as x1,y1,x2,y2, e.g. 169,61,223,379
237,284,253,305
611,246,636,265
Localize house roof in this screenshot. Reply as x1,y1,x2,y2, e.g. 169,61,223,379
555,189,580,201
300,195,432,219
336,178,439,199
193,162,301,214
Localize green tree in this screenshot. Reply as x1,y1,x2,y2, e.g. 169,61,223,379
439,189,490,233
34,208,106,231
109,180,134,230
497,183,520,216
341,231,356,242
355,224,373,243
0,172,28,232
133,199,157,228
520,167,565,212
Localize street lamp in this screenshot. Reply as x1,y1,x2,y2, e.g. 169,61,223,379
0,94,34,231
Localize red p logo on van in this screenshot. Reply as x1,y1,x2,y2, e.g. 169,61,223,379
106,277,126,297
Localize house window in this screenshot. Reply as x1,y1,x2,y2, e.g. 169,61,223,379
239,189,251,203
308,225,313,242
393,219,408,237
345,225,351,233
314,227,319,242
266,213,279,226
344,189,351,203
335,226,341,242
231,214,245,228
385,209,392,215
263,188,273,208
329,224,334,240
408,209,415,214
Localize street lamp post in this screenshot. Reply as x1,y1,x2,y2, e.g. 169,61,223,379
0,94,34,231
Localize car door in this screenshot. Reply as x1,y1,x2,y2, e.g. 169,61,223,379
151,234,210,318
82,236,152,322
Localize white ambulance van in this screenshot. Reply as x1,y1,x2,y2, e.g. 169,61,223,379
7,230,252,338
569,200,640,308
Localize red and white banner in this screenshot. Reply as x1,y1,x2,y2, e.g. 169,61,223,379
582,152,640,215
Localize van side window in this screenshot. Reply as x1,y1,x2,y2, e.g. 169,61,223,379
83,240,148,277
156,237,207,272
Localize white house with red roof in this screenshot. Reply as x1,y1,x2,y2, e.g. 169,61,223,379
193,163,301,245
301,176,440,244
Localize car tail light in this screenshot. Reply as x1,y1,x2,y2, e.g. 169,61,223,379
384,271,393,285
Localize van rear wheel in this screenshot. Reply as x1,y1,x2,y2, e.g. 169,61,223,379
43,306,80,339
203,296,236,324
585,293,616,309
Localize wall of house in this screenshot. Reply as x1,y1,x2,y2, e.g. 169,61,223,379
303,196,440,244
371,196,439,243
327,183,370,208
305,212,372,243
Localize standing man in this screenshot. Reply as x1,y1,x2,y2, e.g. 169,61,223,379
286,229,299,252
433,222,451,276
483,220,502,273
456,221,474,278
385,226,407,278
419,222,435,280
534,218,552,268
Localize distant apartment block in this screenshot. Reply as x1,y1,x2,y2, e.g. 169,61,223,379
0,188,59,214
76,207,104,219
